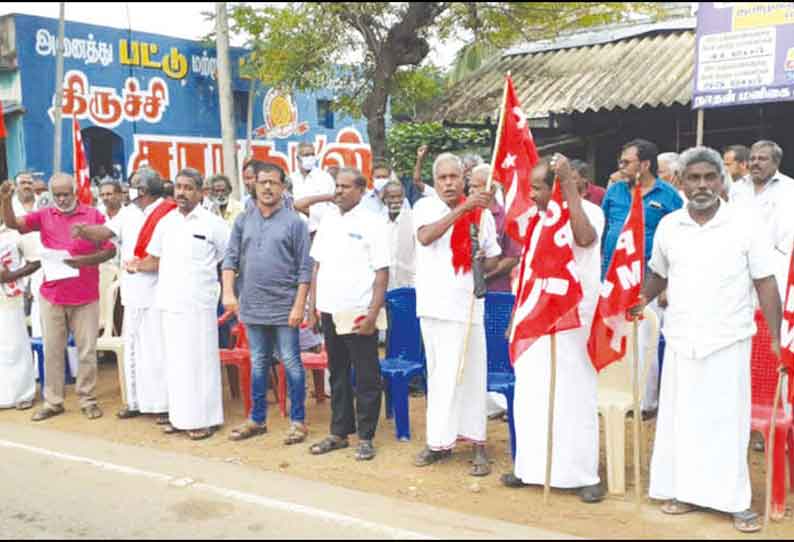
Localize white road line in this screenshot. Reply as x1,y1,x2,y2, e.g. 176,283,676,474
0,438,435,540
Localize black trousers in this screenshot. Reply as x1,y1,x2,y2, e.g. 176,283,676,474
321,313,382,440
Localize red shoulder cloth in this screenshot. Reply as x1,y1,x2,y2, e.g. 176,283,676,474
450,197,483,275
133,200,177,259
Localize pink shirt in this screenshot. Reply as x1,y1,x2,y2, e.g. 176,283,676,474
25,205,114,306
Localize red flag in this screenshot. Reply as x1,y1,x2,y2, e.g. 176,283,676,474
492,75,539,244
781,242,794,402
72,116,92,205
0,101,6,139
588,182,645,371
450,196,483,275
509,180,583,364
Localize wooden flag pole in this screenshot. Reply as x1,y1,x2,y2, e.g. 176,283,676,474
456,72,511,385
764,369,784,529
544,332,558,505
632,318,642,508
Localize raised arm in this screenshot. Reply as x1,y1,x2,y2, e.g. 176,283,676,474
413,145,430,194
294,193,335,216
0,181,31,233
555,155,597,248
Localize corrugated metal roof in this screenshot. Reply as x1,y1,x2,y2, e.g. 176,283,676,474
432,27,695,123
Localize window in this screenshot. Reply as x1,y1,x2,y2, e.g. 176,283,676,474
233,91,249,126
316,99,334,129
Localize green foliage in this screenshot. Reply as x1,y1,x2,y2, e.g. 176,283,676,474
390,66,445,121
386,122,491,178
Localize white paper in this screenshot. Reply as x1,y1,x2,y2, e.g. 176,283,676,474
40,248,79,281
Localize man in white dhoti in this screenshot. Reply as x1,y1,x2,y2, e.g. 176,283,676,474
633,146,781,533
500,156,606,502
130,168,230,440
72,167,169,423
0,216,40,410
412,153,501,477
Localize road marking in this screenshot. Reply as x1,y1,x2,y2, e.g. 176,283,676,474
0,438,434,540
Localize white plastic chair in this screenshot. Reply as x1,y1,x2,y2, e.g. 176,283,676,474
96,278,126,405
597,307,659,496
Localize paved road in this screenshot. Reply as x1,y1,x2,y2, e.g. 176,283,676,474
0,422,574,539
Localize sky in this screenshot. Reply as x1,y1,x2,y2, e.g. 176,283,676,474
1,2,465,67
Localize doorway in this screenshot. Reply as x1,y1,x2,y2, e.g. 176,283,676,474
82,127,125,182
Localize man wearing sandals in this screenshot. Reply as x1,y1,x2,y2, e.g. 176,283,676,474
631,146,782,533
222,162,312,445
306,167,390,461
71,167,170,425
1,174,116,421
130,168,229,440
412,153,500,477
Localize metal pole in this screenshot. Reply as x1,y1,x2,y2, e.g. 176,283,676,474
696,109,704,146
52,2,66,174
216,2,240,199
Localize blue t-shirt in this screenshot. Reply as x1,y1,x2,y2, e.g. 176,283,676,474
600,178,683,277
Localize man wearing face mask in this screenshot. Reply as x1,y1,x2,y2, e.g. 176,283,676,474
72,167,170,425
291,142,337,236
360,161,411,219
208,174,244,227
601,139,682,418
1,174,116,422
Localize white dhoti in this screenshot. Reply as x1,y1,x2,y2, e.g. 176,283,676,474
123,307,168,413
420,317,487,450
649,339,751,513
513,325,599,488
0,298,36,407
161,309,223,430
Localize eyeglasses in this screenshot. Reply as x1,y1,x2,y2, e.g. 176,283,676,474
254,179,282,187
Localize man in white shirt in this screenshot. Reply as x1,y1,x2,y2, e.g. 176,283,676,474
412,153,501,477
12,172,37,216
500,155,606,503
72,167,169,423
360,161,411,218
291,142,337,236
382,180,415,290
634,146,781,533
131,168,230,440
307,167,390,461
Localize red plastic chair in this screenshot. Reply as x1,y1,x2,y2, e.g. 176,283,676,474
277,344,328,418
750,311,794,519
218,311,252,418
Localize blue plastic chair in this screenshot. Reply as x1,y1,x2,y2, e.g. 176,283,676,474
484,292,518,458
32,335,77,389
380,287,425,441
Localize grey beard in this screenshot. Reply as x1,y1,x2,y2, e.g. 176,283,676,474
688,194,719,212
55,200,78,213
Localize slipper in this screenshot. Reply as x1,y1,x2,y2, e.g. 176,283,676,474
15,399,34,411
163,423,182,435
188,428,215,441
284,422,308,445
228,421,267,441
500,472,530,488
733,510,761,533
661,499,699,515
309,435,349,455
155,414,170,425
355,440,376,461
116,407,141,419
577,483,605,503
81,405,103,420
414,447,451,467
31,404,65,422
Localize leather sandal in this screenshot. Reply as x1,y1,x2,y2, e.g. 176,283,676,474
188,427,215,441
309,435,349,455
284,422,308,445
414,446,451,467
81,405,103,420
661,499,699,515
733,509,761,533
228,421,267,441
15,399,34,411
31,404,65,422
116,407,141,419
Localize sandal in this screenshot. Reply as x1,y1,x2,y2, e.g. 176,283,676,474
470,449,492,477
661,499,700,515
355,440,376,461
228,421,268,441
414,446,451,467
500,472,529,488
733,510,761,533
116,407,141,419
31,404,64,422
155,414,170,425
15,399,34,411
163,423,182,435
577,483,606,503
81,405,103,420
188,427,215,441
309,435,349,455
284,422,308,445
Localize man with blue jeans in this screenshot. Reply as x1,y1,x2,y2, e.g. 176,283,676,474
601,139,683,416
222,162,312,445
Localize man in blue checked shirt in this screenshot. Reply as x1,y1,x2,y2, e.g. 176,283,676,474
601,138,683,417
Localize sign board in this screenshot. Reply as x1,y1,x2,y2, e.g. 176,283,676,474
693,2,794,109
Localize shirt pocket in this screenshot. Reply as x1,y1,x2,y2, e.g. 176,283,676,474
191,232,213,262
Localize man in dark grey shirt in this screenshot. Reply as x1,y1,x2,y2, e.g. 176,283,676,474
222,162,312,445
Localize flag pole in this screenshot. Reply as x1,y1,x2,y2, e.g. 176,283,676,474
456,72,511,385
632,318,642,508
544,332,557,505
764,368,784,528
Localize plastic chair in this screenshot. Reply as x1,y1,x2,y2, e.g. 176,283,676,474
483,292,517,458
750,310,794,520
277,343,328,418
597,307,658,496
379,287,425,441
96,279,125,404
31,335,76,389
218,311,252,417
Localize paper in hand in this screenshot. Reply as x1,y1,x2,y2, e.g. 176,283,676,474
40,248,79,281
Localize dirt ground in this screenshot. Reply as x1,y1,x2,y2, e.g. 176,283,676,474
3,359,793,539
